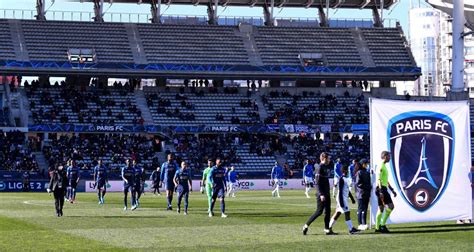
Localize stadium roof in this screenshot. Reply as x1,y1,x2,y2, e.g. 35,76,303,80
426,0,474,29
68,0,397,9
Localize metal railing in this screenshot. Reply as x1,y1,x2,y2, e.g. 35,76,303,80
0,9,398,28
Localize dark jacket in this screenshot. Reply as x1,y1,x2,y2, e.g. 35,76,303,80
316,162,331,196
355,168,372,199
49,169,68,192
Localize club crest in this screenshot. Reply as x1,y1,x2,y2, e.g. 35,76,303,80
388,111,454,212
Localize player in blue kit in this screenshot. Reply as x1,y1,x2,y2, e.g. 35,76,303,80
174,161,193,215
121,159,136,211
66,159,80,204
132,160,143,208
333,158,343,198
209,158,227,218
93,159,108,205
226,166,239,198
161,154,179,210
303,160,314,198
271,162,283,198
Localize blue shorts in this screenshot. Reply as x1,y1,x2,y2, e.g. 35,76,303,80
212,187,225,199
164,180,175,191
123,182,133,192
177,185,190,193
96,180,106,190
69,179,78,188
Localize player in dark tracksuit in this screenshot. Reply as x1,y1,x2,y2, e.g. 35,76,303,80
355,159,372,230
303,152,334,235
174,161,193,215
209,158,228,218
161,154,179,210
132,160,143,207
122,159,136,211
150,166,161,195
66,160,80,203
93,160,108,205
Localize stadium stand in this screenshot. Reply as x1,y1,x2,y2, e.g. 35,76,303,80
19,20,134,63
145,87,261,126
263,90,368,125
254,26,364,66
136,24,250,65
0,20,16,60
173,134,278,173
0,131,39,171
360,27,414,66
42,134,162,172
26,81,144,125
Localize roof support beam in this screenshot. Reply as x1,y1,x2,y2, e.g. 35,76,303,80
207,0,218,25
263,1,275,26
150,0,162,23
93,0,105,22
36,0,47,21
372,6,382,27
317,5,328,27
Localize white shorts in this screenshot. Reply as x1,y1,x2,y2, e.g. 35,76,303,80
336,198,350,213
304,176,313,185
228,182,236,190
273,179,280,186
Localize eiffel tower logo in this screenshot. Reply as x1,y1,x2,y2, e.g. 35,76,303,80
405,137,438,190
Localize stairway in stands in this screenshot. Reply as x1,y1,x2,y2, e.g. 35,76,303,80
134,90,154,125
34,151,49,172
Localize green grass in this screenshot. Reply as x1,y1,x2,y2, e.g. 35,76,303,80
0,191,472,251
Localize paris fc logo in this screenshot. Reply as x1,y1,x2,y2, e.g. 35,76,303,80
388,111,454,212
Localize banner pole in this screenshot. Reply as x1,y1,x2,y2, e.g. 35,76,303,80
368,97,374,230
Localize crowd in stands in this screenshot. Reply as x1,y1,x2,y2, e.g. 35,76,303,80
0,131,39,172
262,90,368,127
146,86,261,125
172,134,239,173
26,80,144,125
43,134,162,172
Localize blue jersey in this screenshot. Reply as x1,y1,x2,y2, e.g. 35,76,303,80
334,162,342,178
121,165,135,185
271,165,283,180
160,161,178,183
303,164,314,178
209,165,226,188
67,165,80,181
94,165,108,182
228,170,238,183
349,164,356,180
175,168,191,191
225,170,230,182
133,165,142,184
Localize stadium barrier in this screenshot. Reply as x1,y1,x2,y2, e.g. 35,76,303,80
0,180,50,192
84,179,334,192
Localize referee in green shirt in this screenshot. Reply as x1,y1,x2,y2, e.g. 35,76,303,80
375,151,397,233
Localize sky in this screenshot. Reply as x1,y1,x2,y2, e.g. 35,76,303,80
0,0,435,34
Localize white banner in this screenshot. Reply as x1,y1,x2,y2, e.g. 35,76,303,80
369,98,472,224
85,179,308,192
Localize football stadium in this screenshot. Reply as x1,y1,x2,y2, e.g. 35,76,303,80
0,0,473,251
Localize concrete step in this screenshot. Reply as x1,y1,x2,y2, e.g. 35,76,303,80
34,151,49,172
134,90,154,125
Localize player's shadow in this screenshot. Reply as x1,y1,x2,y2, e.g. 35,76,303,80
64,216,161,219
388,227,474,234
237,212,309,218
392,223,473,229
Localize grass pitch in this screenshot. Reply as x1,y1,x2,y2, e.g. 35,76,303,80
0,190,472,251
